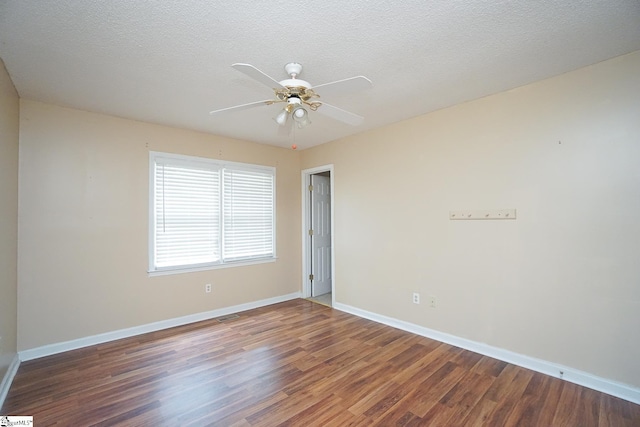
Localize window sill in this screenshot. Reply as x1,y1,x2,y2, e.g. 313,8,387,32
148,257,277,277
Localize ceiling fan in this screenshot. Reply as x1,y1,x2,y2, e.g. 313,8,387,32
209,62,372,130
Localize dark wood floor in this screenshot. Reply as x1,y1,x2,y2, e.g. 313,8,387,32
2,299,639,426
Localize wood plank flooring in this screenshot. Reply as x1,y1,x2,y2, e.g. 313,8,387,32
2,299,639,426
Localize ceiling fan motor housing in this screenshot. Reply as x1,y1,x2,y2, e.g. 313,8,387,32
280,62,311,89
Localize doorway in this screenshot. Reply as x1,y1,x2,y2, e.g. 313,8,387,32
302,165,334,307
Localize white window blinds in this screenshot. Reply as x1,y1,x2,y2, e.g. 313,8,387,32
223,168,275,261
150,152,275,273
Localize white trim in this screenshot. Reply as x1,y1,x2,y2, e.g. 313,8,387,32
301,165,335,306
19,292,301,362
148,150,155,273
334,302,640,405
0,354,20,409
148,257,277,277
148,150,277,274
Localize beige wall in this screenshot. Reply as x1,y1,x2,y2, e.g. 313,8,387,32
302,51,640,388
18,101,302,350
0,58,19,377
11,49,640,392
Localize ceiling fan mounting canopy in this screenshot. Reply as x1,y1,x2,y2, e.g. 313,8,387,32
209,62,373,130
284,62,302,77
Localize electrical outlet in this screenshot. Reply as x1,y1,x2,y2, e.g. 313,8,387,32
429,296,437,308
412,292,420,304
205,284,212,293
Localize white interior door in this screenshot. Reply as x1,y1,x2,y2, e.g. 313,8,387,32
311,174,331,296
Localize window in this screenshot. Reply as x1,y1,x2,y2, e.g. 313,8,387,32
149,151,275,274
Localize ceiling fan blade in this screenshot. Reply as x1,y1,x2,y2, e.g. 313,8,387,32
209,99,273,116
310,76,372,99
232,63,285,89
316,102,364,126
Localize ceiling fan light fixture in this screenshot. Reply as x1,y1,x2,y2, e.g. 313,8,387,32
274,108,288,126
293,107,306,119
295,118,310,129
292,105,311,128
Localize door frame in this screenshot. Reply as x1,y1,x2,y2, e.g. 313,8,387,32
301,164,335,304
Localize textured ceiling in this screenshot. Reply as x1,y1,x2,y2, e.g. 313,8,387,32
1,1,639,149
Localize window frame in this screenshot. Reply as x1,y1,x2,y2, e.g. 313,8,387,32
148,151,276,276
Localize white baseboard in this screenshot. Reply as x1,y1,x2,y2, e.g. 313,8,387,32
15,295,638,405
19,292,301,362
0,354,20,409
334,302,640,405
